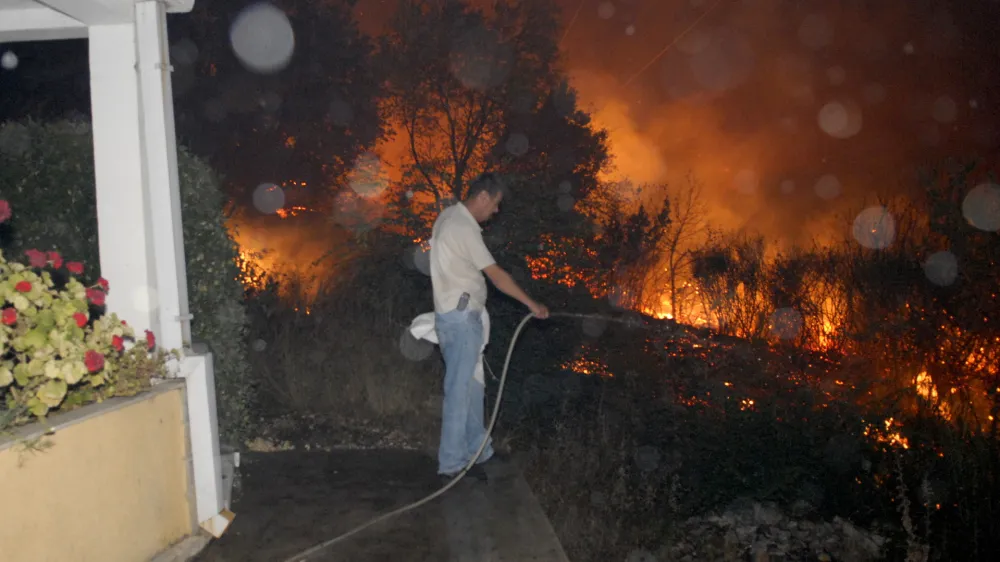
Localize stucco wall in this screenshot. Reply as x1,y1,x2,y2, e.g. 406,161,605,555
0,382,194,562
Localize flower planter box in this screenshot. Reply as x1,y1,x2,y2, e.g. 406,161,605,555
0,381,199,562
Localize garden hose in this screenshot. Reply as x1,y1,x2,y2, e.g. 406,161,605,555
280,311,645,562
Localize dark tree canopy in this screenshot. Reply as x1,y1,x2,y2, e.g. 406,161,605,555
169,0,384,210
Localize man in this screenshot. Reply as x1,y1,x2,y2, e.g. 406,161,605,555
429,173,549,481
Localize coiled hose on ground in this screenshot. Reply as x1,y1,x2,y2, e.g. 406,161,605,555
281,311,642,562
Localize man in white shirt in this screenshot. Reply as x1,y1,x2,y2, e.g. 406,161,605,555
430,173,549,480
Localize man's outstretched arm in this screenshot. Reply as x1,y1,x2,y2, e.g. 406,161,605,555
483,264,549,318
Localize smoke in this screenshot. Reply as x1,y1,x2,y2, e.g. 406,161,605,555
349,0,997,250
559,0,997,249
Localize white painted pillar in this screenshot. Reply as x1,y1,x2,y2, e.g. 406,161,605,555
89,22,158,338
135,0,192,353
181,352,231,537
88,2,191,354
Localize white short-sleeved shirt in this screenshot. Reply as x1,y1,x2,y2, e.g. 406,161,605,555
429,202,496,313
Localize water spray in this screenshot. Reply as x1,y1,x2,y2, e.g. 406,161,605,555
280,310,650,562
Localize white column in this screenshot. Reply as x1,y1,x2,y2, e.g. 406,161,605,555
88,3,192,353
181,352,231,536
135,0,192,352
89,22,158,338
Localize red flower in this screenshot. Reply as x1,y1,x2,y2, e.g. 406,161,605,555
0,200,10,223
86,288,106,306
121,320,128,326
15,281,31,293
111,335,124,352
73,312,88,328
84,350,105,372
66,262,84,275
1,308,16,325
145,329,156,350
97,277,109,291
24,249,47,268
47,251,63,269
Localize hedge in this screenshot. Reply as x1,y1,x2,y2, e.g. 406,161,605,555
0,119,253,444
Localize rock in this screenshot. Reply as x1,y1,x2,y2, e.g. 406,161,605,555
626,548,657,562
658,501,885,562
754,502,784,526
791,499,815,518
751,541,770,562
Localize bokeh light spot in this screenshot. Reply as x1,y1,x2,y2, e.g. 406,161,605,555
1,50,18,71
557,194,576,212
505,133,529,156
229,2,295,74
826,65,846,85
328,98,354,127
862,83,886,105
688,27,755,93
399,329,435,362
814,174,841,200
347,152,389,198
598,2,616,20
449,26,512,91
923,251,958,287
412,244,431,276
798,14,833,50
769,308,804,340
734,169,758,195
253,183,285,214
132,286,159,314
582,316,608,338
931,96,957,124
818,99,863,139
852,206,896,250
634,445,661,472
962,183,1000,232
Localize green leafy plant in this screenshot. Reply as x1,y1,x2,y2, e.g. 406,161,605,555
0,119,252,445
0,199,170,430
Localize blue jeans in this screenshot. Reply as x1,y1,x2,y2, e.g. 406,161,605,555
435,308,494,475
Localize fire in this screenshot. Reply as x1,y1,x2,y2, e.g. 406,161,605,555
227,185,358,302
561,345,614,377
864,417,911,450
275,206,312,219
915,370,952,420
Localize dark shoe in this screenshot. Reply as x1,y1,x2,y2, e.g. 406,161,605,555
476,449,510,466
439,463,488,484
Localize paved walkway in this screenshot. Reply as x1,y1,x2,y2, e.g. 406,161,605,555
193,450,570,562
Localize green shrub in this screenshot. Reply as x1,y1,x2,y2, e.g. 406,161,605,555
0,119,253,444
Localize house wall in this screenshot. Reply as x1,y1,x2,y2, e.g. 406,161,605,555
0,381,195,562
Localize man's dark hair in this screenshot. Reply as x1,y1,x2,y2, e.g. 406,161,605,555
465,173,508,200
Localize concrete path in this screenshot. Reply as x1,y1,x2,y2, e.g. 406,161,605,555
193,450,570,562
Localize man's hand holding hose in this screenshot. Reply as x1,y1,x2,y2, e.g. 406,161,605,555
483,264,549,320
528,300,550,319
